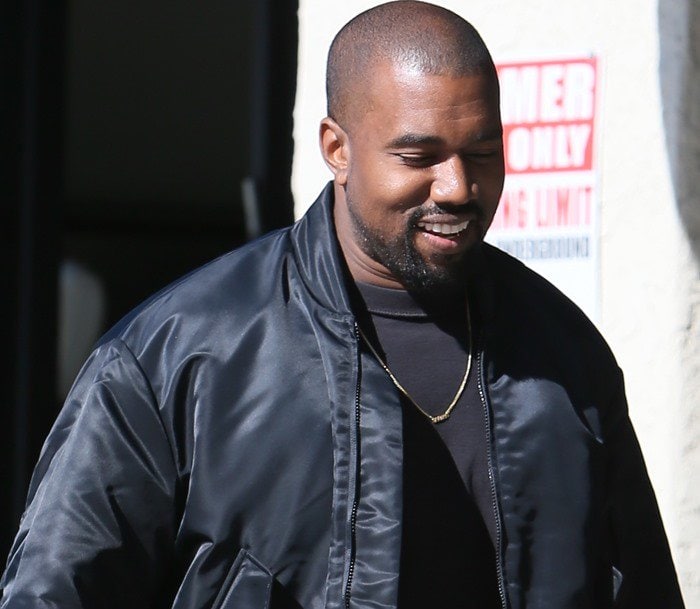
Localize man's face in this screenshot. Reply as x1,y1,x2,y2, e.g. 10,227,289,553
328,61,504,295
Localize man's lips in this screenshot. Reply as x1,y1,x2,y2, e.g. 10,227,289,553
412,201,484,239
416,219,470,237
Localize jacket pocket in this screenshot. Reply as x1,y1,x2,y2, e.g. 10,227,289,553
212,549,273,609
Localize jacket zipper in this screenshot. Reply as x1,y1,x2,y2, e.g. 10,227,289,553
478,338,508,609
343,322,362,609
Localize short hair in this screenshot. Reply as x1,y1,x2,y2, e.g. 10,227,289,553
326,1,497,127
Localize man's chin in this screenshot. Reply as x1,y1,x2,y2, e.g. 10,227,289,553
392,260,467,298
400,243,485,297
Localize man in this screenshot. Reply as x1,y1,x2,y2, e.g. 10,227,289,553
0,2,685,608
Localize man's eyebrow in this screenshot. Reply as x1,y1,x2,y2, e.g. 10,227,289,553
475,127,504,142
387,133,444,148
386,129,504,149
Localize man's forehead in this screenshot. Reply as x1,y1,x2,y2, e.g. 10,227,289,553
355,60,499,110
343,62,500,139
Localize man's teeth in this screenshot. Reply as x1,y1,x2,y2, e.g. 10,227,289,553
417,220,470,236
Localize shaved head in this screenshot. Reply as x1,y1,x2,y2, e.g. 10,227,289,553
326,1,497,129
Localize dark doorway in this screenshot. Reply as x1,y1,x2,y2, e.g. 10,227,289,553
2,0,298,558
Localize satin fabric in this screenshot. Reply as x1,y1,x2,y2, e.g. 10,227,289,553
1,183,684,608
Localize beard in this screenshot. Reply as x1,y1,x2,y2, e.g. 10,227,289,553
346,196,480,298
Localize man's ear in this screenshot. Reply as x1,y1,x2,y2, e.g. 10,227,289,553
320,117,350,186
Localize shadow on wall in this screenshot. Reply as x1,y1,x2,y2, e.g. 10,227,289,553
658,3,700,605
659,0,700,262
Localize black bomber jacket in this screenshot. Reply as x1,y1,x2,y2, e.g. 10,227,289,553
1,184,684,609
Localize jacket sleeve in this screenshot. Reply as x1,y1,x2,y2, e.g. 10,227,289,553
606,374,685,608
0,339,180,609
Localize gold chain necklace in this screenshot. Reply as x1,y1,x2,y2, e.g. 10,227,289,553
358,298,472,424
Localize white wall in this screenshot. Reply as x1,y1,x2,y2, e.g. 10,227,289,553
293,1,699,603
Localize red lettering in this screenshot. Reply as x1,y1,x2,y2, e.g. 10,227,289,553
493,189,529,230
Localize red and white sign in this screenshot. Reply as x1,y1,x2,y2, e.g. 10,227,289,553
486,57,600,320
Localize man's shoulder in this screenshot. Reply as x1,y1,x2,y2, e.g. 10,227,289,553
481,243,617,367
99,227,295,350
483,243,592,320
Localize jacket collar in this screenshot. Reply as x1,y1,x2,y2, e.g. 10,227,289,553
290,182,356,316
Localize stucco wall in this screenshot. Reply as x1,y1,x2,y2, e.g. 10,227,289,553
293,1,699,603
659,0,700,599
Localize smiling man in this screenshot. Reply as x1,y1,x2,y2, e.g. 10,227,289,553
0,2,685,609
326,60,504,294
326,15,503,290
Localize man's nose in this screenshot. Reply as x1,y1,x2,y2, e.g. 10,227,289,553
430,156,472,206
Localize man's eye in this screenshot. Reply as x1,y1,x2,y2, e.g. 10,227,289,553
468,150,501,160
396,154,436,166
